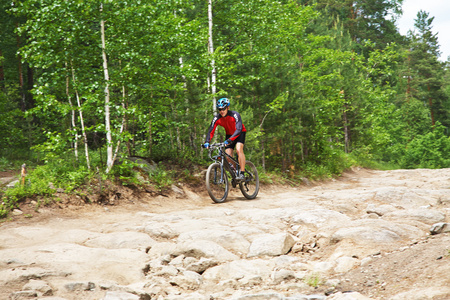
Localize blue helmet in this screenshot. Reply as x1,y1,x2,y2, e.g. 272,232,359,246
216,98,230,109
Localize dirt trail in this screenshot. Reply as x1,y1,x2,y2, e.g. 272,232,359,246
1,167,449,299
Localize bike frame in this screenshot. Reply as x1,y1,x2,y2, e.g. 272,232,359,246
208,143,239,181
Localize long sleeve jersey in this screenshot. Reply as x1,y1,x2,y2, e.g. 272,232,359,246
205,110,247,143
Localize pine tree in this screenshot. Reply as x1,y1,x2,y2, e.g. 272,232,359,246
406,10,449,128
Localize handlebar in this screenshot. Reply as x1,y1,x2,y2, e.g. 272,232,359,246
208,142,226,149
201,142,226,149
204,143,226,161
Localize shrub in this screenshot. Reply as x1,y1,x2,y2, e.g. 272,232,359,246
400,122,450,169
1,170,55,217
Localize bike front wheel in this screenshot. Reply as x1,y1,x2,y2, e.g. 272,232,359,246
206,162,229,203
239,160,259,199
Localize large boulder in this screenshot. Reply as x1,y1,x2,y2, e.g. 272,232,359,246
247,233,296,258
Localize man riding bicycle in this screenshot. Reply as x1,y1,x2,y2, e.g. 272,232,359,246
203,98,247,180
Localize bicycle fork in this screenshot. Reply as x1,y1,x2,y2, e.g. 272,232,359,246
214,163,226,184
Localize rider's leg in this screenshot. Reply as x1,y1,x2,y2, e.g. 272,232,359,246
236,142,246,173
225,148,235,169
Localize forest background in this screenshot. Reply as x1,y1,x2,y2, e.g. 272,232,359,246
1,0,450,215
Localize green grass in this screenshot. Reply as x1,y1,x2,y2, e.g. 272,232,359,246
304,272,323,288
0,152,181,218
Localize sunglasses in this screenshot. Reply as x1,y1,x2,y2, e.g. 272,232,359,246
218,107,227,111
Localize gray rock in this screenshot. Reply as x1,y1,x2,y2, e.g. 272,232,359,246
0,176,17,186
247,233,296,258
144,222,177,239
203,259,274,282
291,209,351,229
183,256,198,267
272,255,300,267
311,261,336,273
64,281,95,291
331,219,424,246
177,229,251,254
230,225,266,241
12,209,24,216
168,254,185,266
366,204,397,216
169,271,203,290
373,187,434,208
23,279,53,296
154,265,179,277
171,184,184,195
9,290,38,299
0,243,148,284
84,231,156,250
238,275,263,287
6,179,19,189
331,226,401,244
147,242,178,258
430,222,450,235
185,257,219,273
0,267,71,285
271,269,295,284
382,208,445,225
334,256,359,273
173,240,239,261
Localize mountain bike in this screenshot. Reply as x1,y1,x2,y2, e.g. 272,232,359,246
205,142,259,203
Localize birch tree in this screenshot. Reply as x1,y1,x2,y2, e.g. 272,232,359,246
208,0,216,113
71,65,91,169
100,3,114,173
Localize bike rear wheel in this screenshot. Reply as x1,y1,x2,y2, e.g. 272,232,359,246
206,162,229,203
239,161,259,199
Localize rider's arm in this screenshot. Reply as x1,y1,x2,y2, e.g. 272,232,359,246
205,114,221,143
228,111,244,141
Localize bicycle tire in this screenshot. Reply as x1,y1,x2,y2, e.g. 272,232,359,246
239,160,259,199
206,162,229,203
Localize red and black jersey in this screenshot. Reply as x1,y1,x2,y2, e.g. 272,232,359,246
205,110,247,143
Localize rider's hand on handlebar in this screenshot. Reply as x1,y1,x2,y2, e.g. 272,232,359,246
223,139,231,146
202,142,210,149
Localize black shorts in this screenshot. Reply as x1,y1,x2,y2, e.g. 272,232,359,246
225,132,246,149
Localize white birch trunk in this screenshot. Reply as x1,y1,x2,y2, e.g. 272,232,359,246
100,4,113,173
65,63,78,162
208,0,216,114
112,84,126,164
71,65,91,169
112,60,127,163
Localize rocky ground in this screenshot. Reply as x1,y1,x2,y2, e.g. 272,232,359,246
0,167,449,300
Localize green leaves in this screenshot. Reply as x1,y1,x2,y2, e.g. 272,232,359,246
1,0,447,176
401,122,450,169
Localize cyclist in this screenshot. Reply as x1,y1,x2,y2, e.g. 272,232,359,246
203,97,247,180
